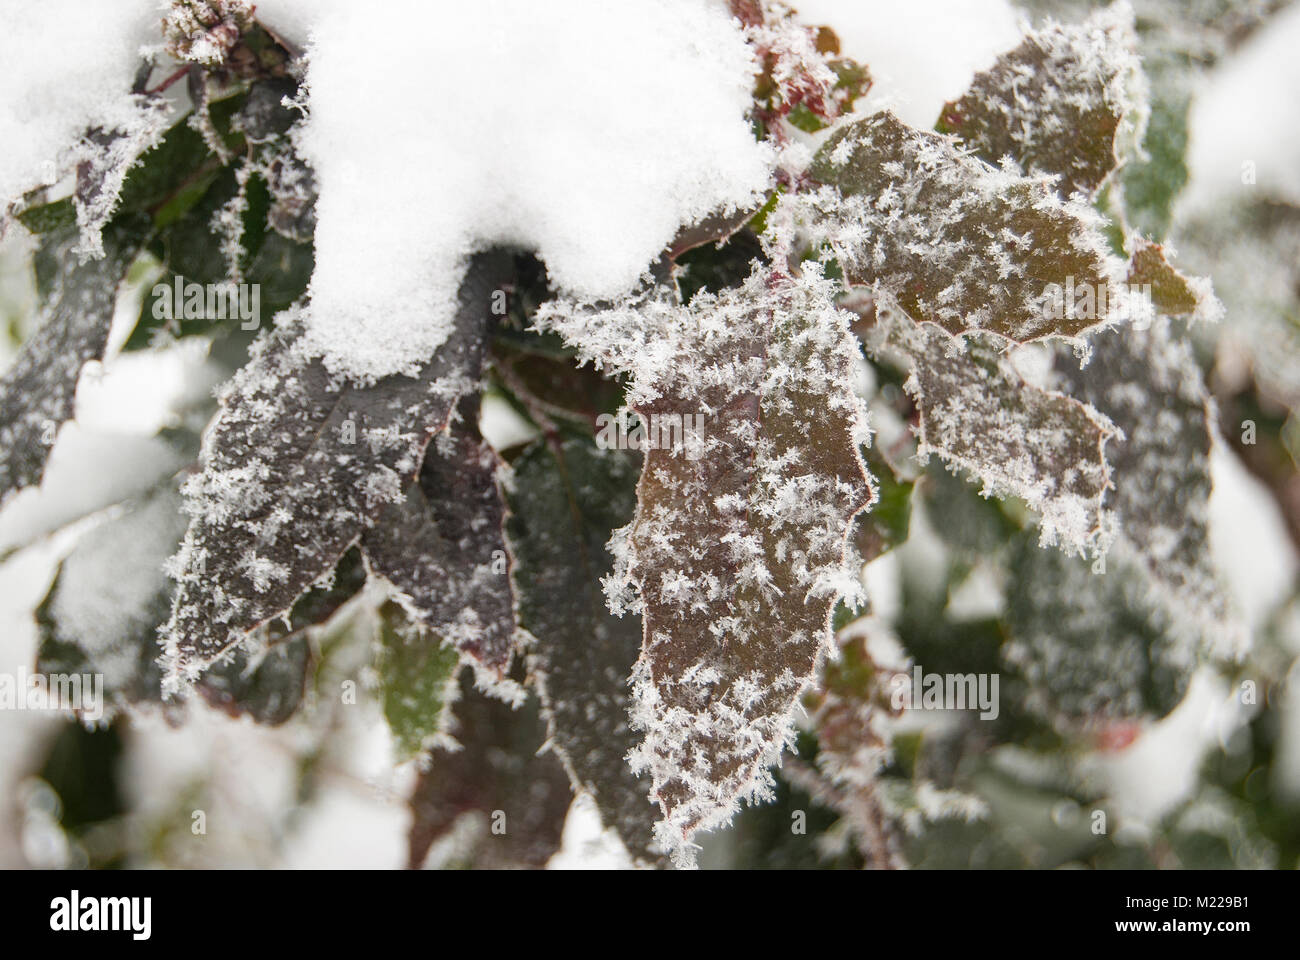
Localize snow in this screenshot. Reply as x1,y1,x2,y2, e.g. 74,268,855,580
790,0,1022,129
1181,1,1300,213
0,0,170,255
1207,443,1299,632
47,490,185,692
280,0,772,380
1086,667,1249,825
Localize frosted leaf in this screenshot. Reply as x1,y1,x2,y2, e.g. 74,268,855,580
542,264,875,864
741,0,872,137
1054,316,1243,657
806,111,1129,344
362,400,519,676
1004,531,1197,727
1178,200,1300,406
871,307,1118,558
0,219,146,503
36,483,345,724
805,625,900,800
407,674,572,870
195,633,313,725
937,3,1147,199
783,760,905,869
506,437,661,865
161,252,515,692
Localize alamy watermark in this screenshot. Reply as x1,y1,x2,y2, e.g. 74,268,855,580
595,410,707,460
891,666,1000,720
50,890,150,940
0,668,104,722
1040,276,1153,329
151,274,260,330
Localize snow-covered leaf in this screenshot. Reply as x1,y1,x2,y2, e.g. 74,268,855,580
362,399,519,676
936,4,1146,200
1054,316,1241,655
161,253,515,692
873,310,1118,557
1003,530,1196,728
542,264,874,863
1125,235,1222,322
806,111,1128,344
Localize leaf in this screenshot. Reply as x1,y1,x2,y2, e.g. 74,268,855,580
872,310,1118,558
195,635,313,725
407,674,572,869
505,435,661,864
36,483,344,724
1003,530,1197,729
541,264,875,863
0,217,147,503
362,398,520,676
936,5,1145,199
373,602,460,761
806,111,1129,344
1125,235,1222,322
161,251,516,692
1053,316,1241,656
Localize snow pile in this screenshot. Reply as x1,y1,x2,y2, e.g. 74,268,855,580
289,0,772,379
0,0,166,251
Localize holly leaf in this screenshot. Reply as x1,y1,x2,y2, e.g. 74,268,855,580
36,483,349,724
373,602,460,761
541,264,875,864
1003,530,1196,729
1054,316,1241,656
872,311,1117,558
362,399,520,677
936,5,1145,200
807,111,1129,344
1125,235,1221,322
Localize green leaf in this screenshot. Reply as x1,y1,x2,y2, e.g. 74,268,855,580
375,603,460,761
